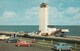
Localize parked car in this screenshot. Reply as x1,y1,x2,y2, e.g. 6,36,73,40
6,37,19,43
23,34,30,38
15,40,32,47
0,35,10,40
54,32,66,37
52,42,73,51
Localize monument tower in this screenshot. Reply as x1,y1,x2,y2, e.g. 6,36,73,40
39,3,48,33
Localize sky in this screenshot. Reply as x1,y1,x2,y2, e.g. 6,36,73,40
0,0,80,25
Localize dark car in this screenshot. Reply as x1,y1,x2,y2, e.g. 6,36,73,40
55,32,66,37
6,37,19,43
23,34,30,38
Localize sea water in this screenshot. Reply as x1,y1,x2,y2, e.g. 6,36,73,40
0,25,80,36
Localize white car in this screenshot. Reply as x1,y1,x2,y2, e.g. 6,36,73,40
0,35,10,40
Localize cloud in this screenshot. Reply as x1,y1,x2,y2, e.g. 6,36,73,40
0,5,80,25
60,0,76,3
25,7,39,16
49,6,59,18
2,11,16,18
19,6,40,25
24,6,80,25
25,16,30,19
24,6,39,19
48,6,80,25
64,7,80,15
73,13,80,19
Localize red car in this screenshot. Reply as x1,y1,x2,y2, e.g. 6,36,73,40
15,40,32,47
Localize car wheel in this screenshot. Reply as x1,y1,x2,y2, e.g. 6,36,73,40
28,45,30,47
70,47,73,51
59,49,62,51
8,41,10,43
17,45,20,46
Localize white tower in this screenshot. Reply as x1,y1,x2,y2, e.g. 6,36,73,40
39,3,48,33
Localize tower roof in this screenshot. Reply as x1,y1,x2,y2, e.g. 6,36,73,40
40,3,47,8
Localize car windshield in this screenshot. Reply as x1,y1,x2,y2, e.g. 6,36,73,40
61,43,69,46
20,41,26,43
54,42,70,46
9,38,17,40
54,43,60,46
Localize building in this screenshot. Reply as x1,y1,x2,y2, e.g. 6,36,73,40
38,3,69,36
39,3,48,34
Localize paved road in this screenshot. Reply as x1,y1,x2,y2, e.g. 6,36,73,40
0,41,80,51
0,41,53,51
